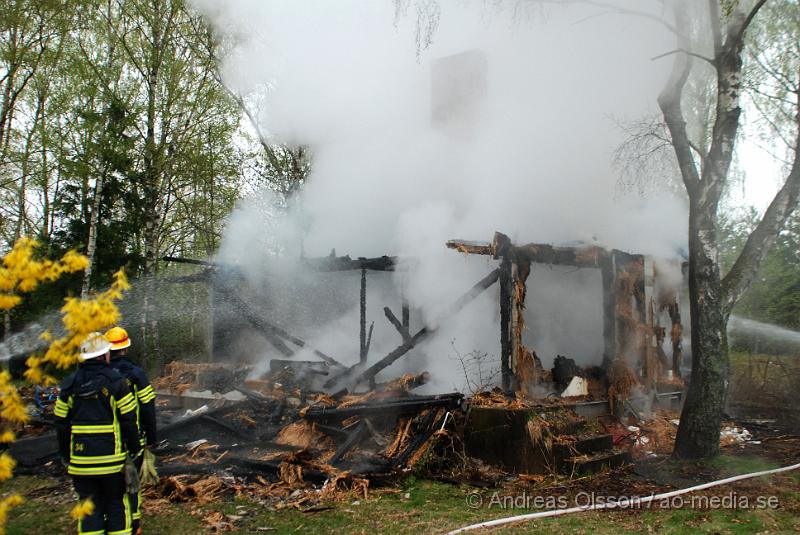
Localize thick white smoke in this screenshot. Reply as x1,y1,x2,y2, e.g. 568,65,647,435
193,0,688,391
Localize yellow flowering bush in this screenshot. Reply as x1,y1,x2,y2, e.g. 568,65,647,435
0,238,89,305
0,495,24,532
24,269,130,386
0,238,130,534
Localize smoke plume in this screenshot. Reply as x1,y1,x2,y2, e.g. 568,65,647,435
192,0,688,390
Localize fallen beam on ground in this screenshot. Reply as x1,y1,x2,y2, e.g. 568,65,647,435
329,421,369,465
391,408,447,468
303,393,463,423
234,386,270,402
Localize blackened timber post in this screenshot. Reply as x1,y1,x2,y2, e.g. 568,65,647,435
326,268,501,389
600,252,616,369
509,259,532,388
493,232,514,392
499,257,513,392
667,299,683,377
360,267,367,363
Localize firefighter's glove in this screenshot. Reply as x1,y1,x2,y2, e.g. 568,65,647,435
124,455,141,494
139,448,158,487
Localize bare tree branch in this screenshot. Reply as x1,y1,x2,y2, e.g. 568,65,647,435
657,8,701,195
736,0,769,46
651,48,715,65
722,92,800,311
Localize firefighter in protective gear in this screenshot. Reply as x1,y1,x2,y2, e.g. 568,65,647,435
105,326,156,535
54,332,141,535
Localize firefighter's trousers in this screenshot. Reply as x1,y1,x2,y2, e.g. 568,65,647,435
73,472,131,535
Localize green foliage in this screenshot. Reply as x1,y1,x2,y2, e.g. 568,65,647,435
0,0,250,342
719,210,800,329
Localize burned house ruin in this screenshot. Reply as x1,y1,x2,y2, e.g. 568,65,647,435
202,230,687,402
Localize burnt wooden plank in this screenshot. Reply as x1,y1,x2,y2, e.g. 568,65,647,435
303,255,397,272
303,394,462,423
229,291,343,367
446,240,494,255
329,421,369,465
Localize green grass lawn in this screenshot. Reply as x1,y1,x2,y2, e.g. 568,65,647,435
3,468,799,535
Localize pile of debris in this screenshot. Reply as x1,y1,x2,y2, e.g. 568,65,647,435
154,361,249,395
148,362,463,502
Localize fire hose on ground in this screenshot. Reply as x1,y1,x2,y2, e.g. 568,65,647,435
447,461,800,534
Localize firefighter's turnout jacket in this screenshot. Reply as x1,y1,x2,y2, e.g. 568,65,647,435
110,356,157,448
54,360,141,476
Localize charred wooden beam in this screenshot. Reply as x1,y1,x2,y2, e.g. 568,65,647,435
376,371,430,392
365,321,374,358
263,321,343,367
324,328,429,389
390,408,447,469
513,243,607,268
228,457,330,484
234,386,270,402
600,253,616,369
162,255,223,267
269,359,330,376
329,421,369,465
447,234,609,268
494,232,519,391
446,240,494,255
198,414,252,439
441,268,501,321
303,393,463,423
316,424,351,440
302,254,397,272
228,291,343,367
165,254,398,272
360,268,367,363
325,268,501,389
499,256,513,391
384,306,411,342
510,258,532,387
239,305,296,358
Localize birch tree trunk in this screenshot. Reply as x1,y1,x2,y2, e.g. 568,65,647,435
140,0,167,369
674,204,728,457
81,171,105,298
658,0,800,458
